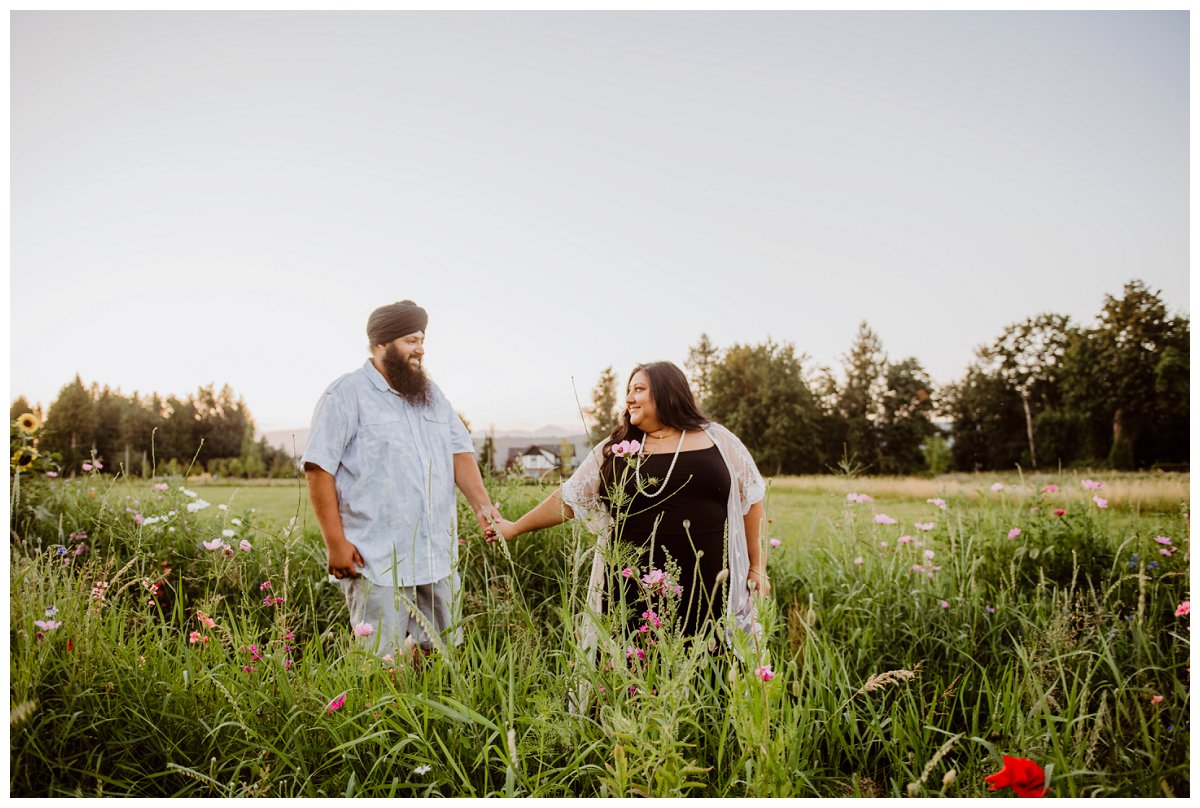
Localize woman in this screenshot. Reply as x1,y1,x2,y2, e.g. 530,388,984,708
490,361,769,647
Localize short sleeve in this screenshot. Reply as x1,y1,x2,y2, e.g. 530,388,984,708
301,390,355,475
448,406,474,455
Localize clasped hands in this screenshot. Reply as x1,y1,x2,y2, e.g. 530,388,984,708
476,507,517,543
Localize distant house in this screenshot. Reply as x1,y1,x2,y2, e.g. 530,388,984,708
505,445,561,479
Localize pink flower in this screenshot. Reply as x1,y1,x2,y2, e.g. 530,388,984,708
326,693,347,713
990,483,1004,492
1007,528,1021,540
923,549,935,560
1041,485,1059,493
847,493,871,504
769,539,782,548
641,569,665,587
914,522,934,532
1151,695,1164,704
1081,479,1104,491
939,600,950,609
188,631,203,644
154,483,169,491
627,440,641,454
898,535,914,544
874,514,897,525
611,439,641,457
853,556,864,565
926,498,947,510
1175,601,1190,617
259,581,271,591
353,622,374,638
46,471,58,478
1154,536,1172,545
755,665,774,682
239,540,253,552
82,463,93,472
202,539,226,551
197,610,216,629
641,609,662,628
1054,509,1066,517
34,620,61,631
1093,496,1108,509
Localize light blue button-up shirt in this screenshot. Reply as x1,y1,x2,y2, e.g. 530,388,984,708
302,360,474,587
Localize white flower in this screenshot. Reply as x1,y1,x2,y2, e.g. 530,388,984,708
218,504,228,511
231,518,242,526
179,487,198,498
221,529,236,538
414,764,431,775
186,499,211,513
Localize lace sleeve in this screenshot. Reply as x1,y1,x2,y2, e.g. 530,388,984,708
715,424,766,514
560,441,607,519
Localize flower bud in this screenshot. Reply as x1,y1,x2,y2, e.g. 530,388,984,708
942,769,957,787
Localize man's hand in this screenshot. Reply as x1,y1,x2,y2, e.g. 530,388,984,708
327,537,365,580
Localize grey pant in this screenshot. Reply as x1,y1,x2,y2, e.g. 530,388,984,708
339,576,454,656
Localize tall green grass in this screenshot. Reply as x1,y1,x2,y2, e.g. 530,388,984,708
9,471,1190,796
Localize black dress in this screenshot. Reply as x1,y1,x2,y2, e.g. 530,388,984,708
607,445,731,637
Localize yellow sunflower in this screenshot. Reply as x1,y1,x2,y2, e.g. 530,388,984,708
11,447,39,471
16,412,40,434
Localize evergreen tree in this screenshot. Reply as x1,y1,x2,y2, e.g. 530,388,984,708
42,375,98,473
836,322,886,473
685,333,720,408
587,366,620,443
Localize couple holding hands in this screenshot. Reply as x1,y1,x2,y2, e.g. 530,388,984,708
303,299,770,660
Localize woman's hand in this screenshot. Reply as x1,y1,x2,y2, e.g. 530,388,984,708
748,567,771,598
487,518,520,543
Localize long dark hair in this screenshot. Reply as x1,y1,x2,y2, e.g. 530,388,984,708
598,361,709,489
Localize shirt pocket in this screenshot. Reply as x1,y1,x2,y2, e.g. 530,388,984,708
355,420,412,464
423,412,450,456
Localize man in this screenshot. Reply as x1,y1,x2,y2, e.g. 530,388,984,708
302,299,502,657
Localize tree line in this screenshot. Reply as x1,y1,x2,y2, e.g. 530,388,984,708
585,280,1188,475
10,380,296,479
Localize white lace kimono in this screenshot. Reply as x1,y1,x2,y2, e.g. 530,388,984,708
560,421,768,659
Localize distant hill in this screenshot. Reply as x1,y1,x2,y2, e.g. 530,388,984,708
258,425,593,465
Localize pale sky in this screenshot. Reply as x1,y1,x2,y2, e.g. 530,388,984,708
10,11,1189,432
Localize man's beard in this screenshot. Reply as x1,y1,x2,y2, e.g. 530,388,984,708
381,344,432,406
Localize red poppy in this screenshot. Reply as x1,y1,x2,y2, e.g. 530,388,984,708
66,639,73,651
985,755,1047,798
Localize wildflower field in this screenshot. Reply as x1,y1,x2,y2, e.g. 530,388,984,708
9,466,1190,797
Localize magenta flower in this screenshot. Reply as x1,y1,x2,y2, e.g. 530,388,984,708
641,569,665,587
874,514,897,525
621,567,633,578
641,609,662,629
1054,509,1067,517
326,693,347,713
1092,496,1108,509
46,471,58,478
353,622,374,638
769,538,782,548
1175,601,1190,617
1041,484,1059,493
259,581,271,591
1007,528,1021,540
939,600,950,609
1081,479,1104,491
1154,536,1172,545
754,665,775,682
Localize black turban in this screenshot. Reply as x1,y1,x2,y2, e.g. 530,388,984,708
367,300,428,345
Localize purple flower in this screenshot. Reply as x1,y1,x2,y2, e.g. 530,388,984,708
1154,536,1172,545
1007,528,1021,540
1092,496,1108,509
874,514,897,525
754,665,775,682
1081,479,1104,491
